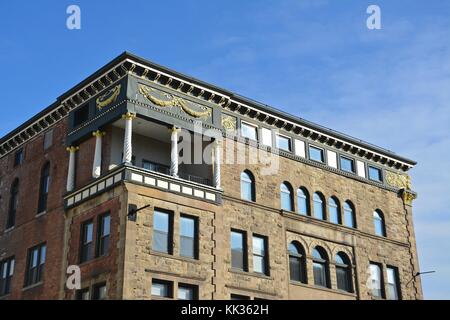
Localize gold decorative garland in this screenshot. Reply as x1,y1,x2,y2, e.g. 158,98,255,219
139,85,211,118
96,84,122,110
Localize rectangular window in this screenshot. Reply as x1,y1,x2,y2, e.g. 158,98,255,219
43,129,53,150
230,230,247,271
97,213,110,257
369,263,384,298
152,279,172,298
14,148,23,167
80,220,94,263
92,283,107,300
0,257,14,296
152,209,172,254
252,235,268,275
25,243,46,287
178,283,198,300
368,166,383,182
241,122,258,141
387,266,401,300
340,156,355,173
76,288,90,300
309,146,325,163
276,134,292,152
180,215,198,259
261,128,272,147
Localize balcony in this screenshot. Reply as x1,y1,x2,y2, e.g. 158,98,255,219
64,115,222,209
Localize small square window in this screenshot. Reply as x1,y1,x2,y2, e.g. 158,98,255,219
241,122,258,141
152,279,172,298
276,135,291,152
309,146,324,163
14,148,24,166
368,166,383,182
178,284,198,300
92,283,107,300
340,156,355,173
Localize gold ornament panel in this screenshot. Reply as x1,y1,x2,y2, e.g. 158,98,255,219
221,114,237,131
385,171,411,190
96,84,122,110
138,85,212,119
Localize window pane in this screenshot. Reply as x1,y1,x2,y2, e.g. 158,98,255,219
344,202,355,228
289,256,301,281
152,281,170,297
241,123,257,140
178,285,196,300
297,189,308,215
252,236,267,274
240,172,254,201
153,211,170,253
313,262,327,287
93,284,107,300
180,216,196,258
368,166,382,182
253,255,264,273
313,193,324,220
102,215,111,236
329,198,339,224
387,267,399,300
309,146,324,162
261,128,272,147
231,231,245,270
281,184,292,211
340,157,355,173
336,266,351,292
276,135,291,151
370,264,382,298
373,211,385,236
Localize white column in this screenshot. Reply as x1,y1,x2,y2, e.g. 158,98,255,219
170,126,180,177
213,139,222,189
92,130,105,178
66,146,79,192
122,112,136,164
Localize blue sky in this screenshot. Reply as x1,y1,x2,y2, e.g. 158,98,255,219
0,0,449,299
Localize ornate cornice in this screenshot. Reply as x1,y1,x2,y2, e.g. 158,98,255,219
0,52,417,174
0,61,129,158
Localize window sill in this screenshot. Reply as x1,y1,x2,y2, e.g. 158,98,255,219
229,268,272,280
0,293,11,300
78,253,110,267
4,227,15,234
149,250,201,264
290,281,356,297
36,211,47,218
22,281,44,292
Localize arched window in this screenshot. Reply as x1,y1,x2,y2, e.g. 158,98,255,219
297,188,309,215
335,252,353,292
373,210,386,237
38,162,50,213
328,197,340,224
312,246,329,287
288,242,307,283
280,182,293,211
313,192,325,220
343,201,356,228
7,179,19,229
240,170,255,201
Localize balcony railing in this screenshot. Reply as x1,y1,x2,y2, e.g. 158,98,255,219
64,164,221,209
142,160,212,187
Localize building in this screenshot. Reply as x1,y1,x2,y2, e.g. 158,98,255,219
0,52,422,300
